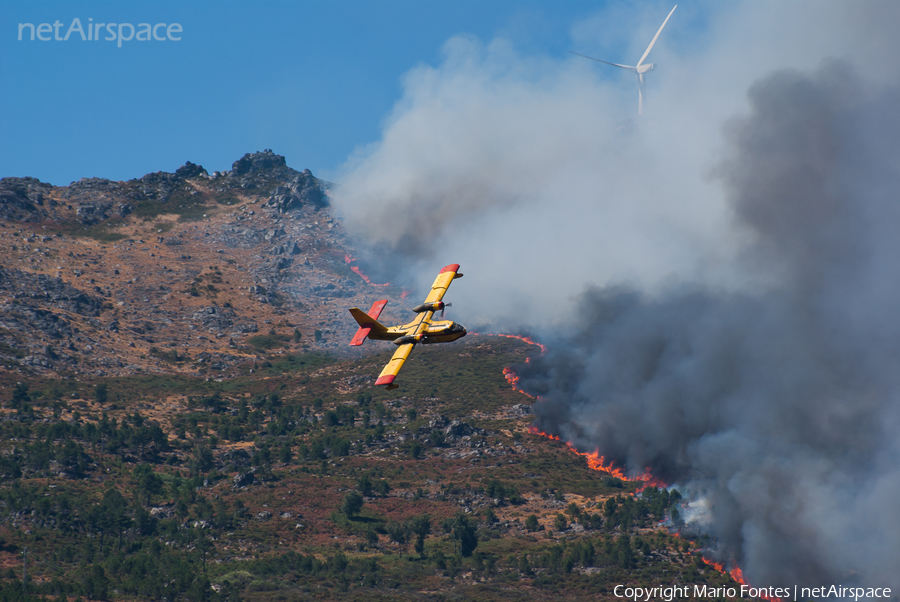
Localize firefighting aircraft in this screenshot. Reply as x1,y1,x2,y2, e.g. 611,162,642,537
348,264,467,389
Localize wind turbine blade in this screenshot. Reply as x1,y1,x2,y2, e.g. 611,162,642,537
636,5,677,68
570,52,636,71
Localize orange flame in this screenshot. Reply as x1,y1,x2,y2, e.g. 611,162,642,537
502,366,535,399
567,444,667,490
489,333,548,353
472,332,546,395
702,557,726,573
482,334,667,489
699,559,784,602
527,425,667,490
469,332,547,354
470,333,545,398
482,332,547,399
344,254,390,287
675,529,782,599
527,425,561,441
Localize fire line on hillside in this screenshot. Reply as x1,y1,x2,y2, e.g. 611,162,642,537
497,333,782,597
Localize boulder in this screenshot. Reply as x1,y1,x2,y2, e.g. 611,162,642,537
233,468,256,489
174,161,207,179
191,306,237,331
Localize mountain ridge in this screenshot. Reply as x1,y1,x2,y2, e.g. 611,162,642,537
0,150,403,379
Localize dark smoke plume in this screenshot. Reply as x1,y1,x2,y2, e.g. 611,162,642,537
521,61,900,588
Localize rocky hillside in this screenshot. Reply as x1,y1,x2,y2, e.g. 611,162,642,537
0,154,743,602
0,151,408,379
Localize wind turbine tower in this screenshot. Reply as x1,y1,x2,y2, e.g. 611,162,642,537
572,5,677,115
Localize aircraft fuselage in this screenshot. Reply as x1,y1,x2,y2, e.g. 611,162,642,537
370,317,467,344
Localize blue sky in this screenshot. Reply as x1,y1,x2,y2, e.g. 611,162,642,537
0,0,702,185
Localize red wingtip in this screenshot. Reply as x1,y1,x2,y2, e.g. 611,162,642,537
439,264,461,274
375,374,395,386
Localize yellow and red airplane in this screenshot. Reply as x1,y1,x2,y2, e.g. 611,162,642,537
348,263,467,389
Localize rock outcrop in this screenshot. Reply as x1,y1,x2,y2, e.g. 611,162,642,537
219,149,300,191
0,177,55,222
0,267,104,317
266,169,328,213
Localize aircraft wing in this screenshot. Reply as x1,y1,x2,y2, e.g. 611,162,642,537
423,263,463,304
374,342,415,388
373,264,463,389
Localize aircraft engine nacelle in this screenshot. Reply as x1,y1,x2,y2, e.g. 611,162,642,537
412,301,445,313
393,335,418,345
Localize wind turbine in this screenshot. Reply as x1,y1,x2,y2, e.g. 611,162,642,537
572,5,677,115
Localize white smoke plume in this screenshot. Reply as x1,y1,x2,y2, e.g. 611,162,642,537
332,1,900,329
521,60,900,587
330,0,900,588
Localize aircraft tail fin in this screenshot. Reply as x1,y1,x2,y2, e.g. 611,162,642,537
349,300,388,346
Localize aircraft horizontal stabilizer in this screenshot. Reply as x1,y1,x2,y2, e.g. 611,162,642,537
349,300,388,346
